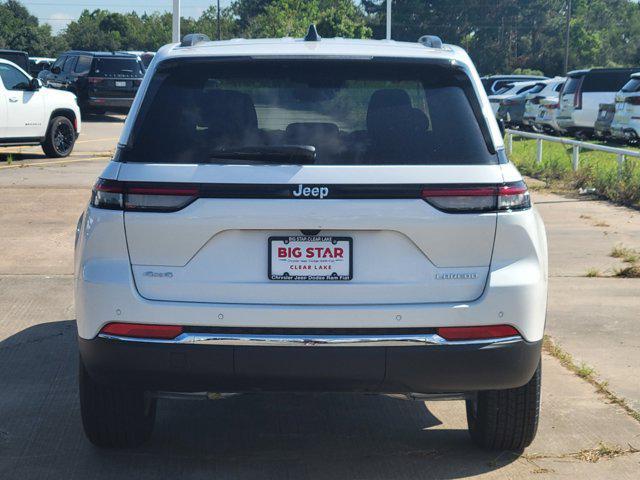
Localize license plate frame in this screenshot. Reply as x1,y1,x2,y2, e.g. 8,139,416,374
268,236,353,281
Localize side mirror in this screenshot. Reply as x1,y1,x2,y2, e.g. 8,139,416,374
51,66,61,74
497,118,506,137
29,78,41,91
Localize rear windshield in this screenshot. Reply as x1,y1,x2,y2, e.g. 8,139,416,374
525,83,545,94
582,70,637,93
0,52,28,71
91,57,143,77
622,78,640,93
122,60,496,166
562,75,584,95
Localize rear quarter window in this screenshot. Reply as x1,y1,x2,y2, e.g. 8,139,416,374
562,76,584,95
121,60,497,166
582,71,637,93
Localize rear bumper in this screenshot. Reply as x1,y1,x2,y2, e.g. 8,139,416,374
79,334,542,394
87,97,134,109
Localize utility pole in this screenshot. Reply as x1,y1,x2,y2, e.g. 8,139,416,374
172,0,180,43
564,0,572,74
386,0,392,40
217,0,221,40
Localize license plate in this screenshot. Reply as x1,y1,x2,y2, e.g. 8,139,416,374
269,236,352,281
115,81,126,87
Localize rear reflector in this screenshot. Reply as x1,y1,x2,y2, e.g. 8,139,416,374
437,325,520,341
100,323,183,340
422,181,530,213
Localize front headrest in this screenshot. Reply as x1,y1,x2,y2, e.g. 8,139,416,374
366,89,413,132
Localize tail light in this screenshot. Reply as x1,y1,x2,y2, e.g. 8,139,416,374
87,77,104,84
91,179,198,212
437,325,520,341
422,181,530,213
626,96,640,105
101,322,183,340
545,103,559,110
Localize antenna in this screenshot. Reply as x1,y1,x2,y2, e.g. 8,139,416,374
304,24,321,42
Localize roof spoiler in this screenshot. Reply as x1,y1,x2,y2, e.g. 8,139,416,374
180,33,210,47
418,35,443,49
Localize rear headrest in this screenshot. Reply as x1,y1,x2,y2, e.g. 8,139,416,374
199,89,258,130
366,89,412,130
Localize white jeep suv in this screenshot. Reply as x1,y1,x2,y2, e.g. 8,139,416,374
75,30,548,451
0,58,80,157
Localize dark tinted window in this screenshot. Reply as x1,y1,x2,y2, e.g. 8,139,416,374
621,78,640,93
75,55,92,74
91,58,143,77
554,82,564,92
582,70,637,93
123,60,496,166
63,56,77,73
0,51,29,71
0,63,30,90
562,75,584,95
525,83,545,94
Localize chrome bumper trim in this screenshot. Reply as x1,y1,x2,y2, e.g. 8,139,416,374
97,332,522,348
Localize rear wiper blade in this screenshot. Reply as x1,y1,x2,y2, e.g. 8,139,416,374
209,145,316,164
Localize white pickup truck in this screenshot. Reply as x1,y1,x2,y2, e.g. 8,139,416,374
0,58,81,157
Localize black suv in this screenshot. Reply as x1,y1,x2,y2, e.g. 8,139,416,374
40,51,145,114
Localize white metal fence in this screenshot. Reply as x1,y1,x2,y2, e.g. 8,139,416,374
505,129,640,174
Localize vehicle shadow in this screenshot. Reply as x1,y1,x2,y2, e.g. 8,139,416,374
81,113,126,123
0,321,518,479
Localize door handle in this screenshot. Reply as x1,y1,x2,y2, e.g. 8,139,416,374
9,97,18,102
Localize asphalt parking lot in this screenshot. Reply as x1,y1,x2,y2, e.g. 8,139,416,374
1,117,639,479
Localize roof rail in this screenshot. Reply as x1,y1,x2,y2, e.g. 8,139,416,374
418,35,443,49
304,24,321,42
180,33,210,47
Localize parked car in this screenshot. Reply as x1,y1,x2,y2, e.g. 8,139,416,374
557,68,640,138
489,81,541,115
532,98,563,135
76,31,547,451
0,49,29,72
481,74,548,96
594,103,616,139
497,81,557,128
39,51,145,114
28,57,55,77
610,73,640,143
0,58,81,157
522,78,565,132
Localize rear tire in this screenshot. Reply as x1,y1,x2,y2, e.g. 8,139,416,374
41,116,76,158
466,361,541,451
79,356,156,448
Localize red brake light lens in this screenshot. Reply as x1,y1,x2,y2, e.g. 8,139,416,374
437,325,520,341
422,181,530,213
87,77,104,84
100,322,184,340
626,96,640,105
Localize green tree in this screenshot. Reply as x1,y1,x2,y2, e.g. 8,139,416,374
247,0,371,38
0,0,64,55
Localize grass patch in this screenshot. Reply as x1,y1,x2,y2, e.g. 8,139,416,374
523,442,639,463
613,264,640,278
543,335,640,423
610,244,640,263
585,268,601,277
509,138,640,208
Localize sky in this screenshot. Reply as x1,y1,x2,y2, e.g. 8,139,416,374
22,0,234,34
